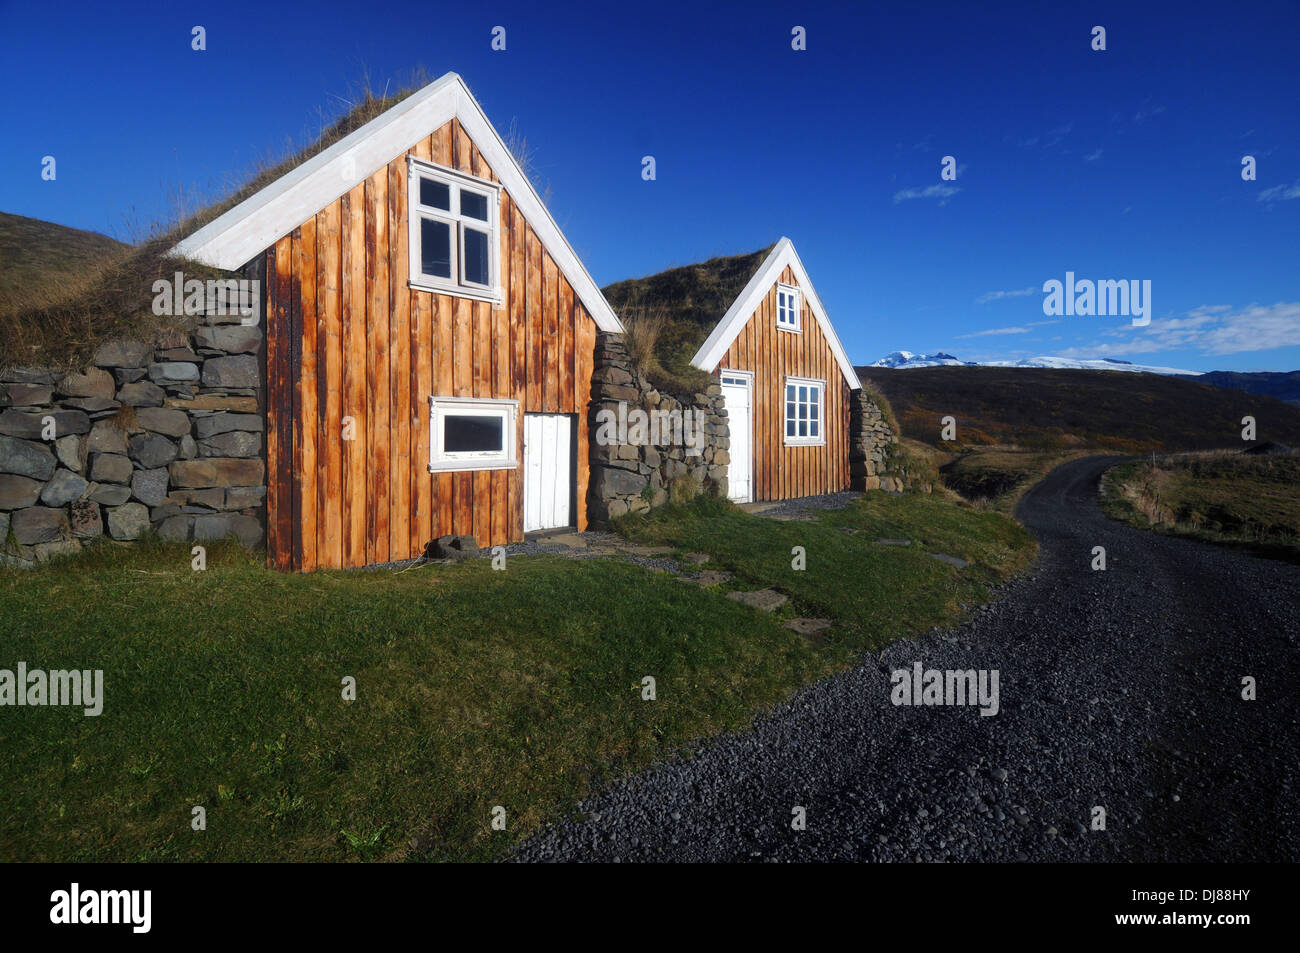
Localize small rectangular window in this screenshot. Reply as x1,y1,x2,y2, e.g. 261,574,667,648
409,159,501,301
776,283,801,331
429,397,518,472
784,377,824,446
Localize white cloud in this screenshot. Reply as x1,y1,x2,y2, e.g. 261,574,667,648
1056,301,1300,358
976,287,1035,304
893,184,961,205
956,326,1032,339
1084,149,1103,162
1258,180,1300,203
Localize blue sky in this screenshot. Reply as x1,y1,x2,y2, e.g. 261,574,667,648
2,0,1297,372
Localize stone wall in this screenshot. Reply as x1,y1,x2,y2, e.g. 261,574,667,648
587,332,729,526
0,292,265,567
849,389,908,492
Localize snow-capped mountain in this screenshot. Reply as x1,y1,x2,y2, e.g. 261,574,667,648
868,351,1202,376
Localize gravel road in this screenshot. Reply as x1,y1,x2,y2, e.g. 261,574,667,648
515,455,1300,862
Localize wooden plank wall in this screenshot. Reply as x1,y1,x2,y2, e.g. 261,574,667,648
717,265,852,502
265,117,597,571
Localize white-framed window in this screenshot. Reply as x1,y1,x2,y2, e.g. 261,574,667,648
784,377,825,446
428,397,518,472
776,283,801,331
408,157,502,302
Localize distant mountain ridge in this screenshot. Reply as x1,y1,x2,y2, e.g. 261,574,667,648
870,350,1202,376
1177,370,1300,407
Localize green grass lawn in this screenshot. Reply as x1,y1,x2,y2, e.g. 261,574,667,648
1,492,1035,862
1101,450,1300,561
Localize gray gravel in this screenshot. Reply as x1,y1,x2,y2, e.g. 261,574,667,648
514,455,1300,862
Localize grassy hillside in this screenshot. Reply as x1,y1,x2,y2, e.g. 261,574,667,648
601,246,772,392
860,365,1300,452
1101,449,1300,561
0,212,128,312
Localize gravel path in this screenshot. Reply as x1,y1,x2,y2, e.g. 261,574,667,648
514,455,1300,862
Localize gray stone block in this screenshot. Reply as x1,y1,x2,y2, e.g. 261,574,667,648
11,506,71,545
0,474,44,510
198,430,260,457
89,453,133,484
193,413,263,438
0,434,57,480
86,482,132,505
128,433,178,469
201,355,258,388
0,408,91,439
40,469,89,506
131,467,170,506
134,407,191,437
116,381,166,407
106,502,150,540
148,362,200,383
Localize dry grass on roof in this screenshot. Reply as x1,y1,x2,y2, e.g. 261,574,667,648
1,67,441,371
601,245,773,395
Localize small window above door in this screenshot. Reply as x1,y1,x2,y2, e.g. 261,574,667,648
776,283,801,332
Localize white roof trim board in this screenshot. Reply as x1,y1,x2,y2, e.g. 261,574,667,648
171,72,622,333
689,238,860,390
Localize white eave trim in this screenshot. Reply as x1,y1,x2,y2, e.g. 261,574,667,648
689,237,860,390
171,71,622,334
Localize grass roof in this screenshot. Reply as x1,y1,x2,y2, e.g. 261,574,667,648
1,69,436,371
600,245,773,394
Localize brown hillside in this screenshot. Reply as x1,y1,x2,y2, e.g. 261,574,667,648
860,365,1300,452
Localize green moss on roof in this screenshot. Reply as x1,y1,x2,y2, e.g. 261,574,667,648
600,245,772,389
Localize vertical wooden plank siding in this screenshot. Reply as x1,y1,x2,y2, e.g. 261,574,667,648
716,270,852,502
264,118,599,569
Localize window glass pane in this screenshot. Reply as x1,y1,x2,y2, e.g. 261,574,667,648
460,190,489,221
444,413,503,453
798,420,807,436
810,387,819,405
799,402,807,420
420,218,452,278
420,178,451,210
786,384,796,401
786,401,795,421
798,386,807,402
810,421,819,437
786,419,795,436
463,227,490,285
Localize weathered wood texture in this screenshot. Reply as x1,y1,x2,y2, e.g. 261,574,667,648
715,266,851,501
265,118,597,570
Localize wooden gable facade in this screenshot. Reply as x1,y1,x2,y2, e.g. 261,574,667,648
174,73,620,571
690,239,860,503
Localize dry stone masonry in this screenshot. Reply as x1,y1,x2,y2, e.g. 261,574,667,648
850,389,908,492
587,332,730,526
0,288,265,567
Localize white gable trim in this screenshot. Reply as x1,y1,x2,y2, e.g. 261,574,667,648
171,72,622,333
689,238,860,390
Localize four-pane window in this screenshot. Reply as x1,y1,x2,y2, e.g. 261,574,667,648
409,159,500,298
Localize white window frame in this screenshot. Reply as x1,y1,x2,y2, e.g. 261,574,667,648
783,376,825,447
776,282,802,332
408,157,503,304
428,396,518,472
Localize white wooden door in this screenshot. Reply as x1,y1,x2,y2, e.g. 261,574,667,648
523,414,573,532
720,372,752,502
